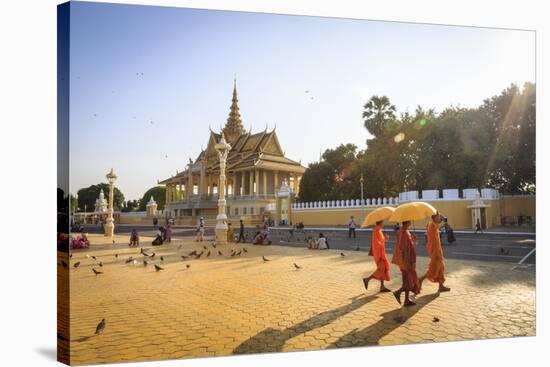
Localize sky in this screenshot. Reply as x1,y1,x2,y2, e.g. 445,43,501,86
68,1,535,200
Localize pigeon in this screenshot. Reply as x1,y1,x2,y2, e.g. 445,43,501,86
242,248,248,253
92,268,103,275
74,261,81,268
196,252,203,259
112,240,115,245
432,317,440,323
143,260,148,267
98,262,103,267
231,251,237,257
356,247,361,251
236,250,242,256
211,242,217,248
160,256,164,262
203,245,207,250
218,251,223,256
150,252,156,258
140,248,145,254
91,255,97,261
262,256,270,262
95,319,106,334
499,247,510,255
70,253,73,258
61,260,68,268
114,254,118,258
189,250,197,256
181,255,189,260
125,257,134,264
206,251,211,257
340,252,346,257
154,264,164,272
186,264,190,268
294,263,301,270
177,244,182,250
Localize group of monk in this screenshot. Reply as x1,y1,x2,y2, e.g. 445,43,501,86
363,213,450,307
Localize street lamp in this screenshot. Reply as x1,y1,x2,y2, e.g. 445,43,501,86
214,133,231,245
104,168,117,237
360,173,366,223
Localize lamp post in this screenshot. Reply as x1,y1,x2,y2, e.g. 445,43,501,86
214,133,231,245
104,168,117,237
360,173,366,223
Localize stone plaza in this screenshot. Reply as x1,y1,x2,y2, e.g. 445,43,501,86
60,233,535,365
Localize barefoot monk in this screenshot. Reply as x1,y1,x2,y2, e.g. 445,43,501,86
363,220,392,292
419,214,450,292
391,221,420,306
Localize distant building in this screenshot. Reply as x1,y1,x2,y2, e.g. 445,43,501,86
160,80,305,220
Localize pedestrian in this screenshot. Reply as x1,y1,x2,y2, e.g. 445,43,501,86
419,214,450,292
363,220,391,292
443,218,456,244
475,218,483,234
237,219,246,243
195,217,205,242
391,221,420,306
165,222,172,243
348,216,357,238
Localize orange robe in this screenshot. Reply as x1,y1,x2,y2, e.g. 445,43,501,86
391,227,420,294
370,224,391,281
424,221,446,283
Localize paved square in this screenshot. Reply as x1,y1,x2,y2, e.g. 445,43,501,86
60,234,535,365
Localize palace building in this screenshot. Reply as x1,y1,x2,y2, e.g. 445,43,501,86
159,81,306,221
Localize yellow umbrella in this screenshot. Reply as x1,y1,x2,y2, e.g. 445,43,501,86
361,206,396,228
388,201,437,223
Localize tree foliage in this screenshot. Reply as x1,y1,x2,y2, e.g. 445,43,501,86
299,83,535,201
76,183,125,212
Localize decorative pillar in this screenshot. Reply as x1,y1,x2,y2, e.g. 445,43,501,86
199,156,206,197
240,171,245,196
187,159,193,203
263,170,267,196
248,170,253,196
254,169,259,197
274,170,279,194
104,168,117,237
214,133,231,245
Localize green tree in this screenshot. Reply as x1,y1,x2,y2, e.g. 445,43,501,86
362,95,397,138
139,186,166,211
76,183,125,212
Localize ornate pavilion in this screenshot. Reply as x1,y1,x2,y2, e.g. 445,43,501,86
159,81,306,220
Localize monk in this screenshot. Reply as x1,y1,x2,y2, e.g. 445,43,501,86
419,214,450,292
363,220,391,292
391,221,420,306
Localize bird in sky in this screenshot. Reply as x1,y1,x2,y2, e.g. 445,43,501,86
95,319,106,335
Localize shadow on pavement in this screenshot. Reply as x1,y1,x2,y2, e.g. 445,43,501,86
233,294,378,354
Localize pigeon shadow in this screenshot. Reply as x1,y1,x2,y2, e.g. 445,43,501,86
327,293,440,348
233,294,378,354
72,335,96,343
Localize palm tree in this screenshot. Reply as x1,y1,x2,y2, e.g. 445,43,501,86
362,95,397,137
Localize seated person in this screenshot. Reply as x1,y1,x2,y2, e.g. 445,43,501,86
129,229,139,247
152,228,164,246
253,231,263,245
307,236,317,249
316,233,328,250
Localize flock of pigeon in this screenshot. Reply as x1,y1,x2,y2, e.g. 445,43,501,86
60,240,355,338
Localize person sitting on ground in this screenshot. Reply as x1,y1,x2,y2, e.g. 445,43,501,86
129,228,139,247
152,227,164,246
307,236,317,249
316,233,329,250
262,224,272,245
253,231,263,245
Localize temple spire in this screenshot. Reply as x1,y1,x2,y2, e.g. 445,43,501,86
223,77,245,143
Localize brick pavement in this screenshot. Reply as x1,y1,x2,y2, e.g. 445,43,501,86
61,233,535,365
